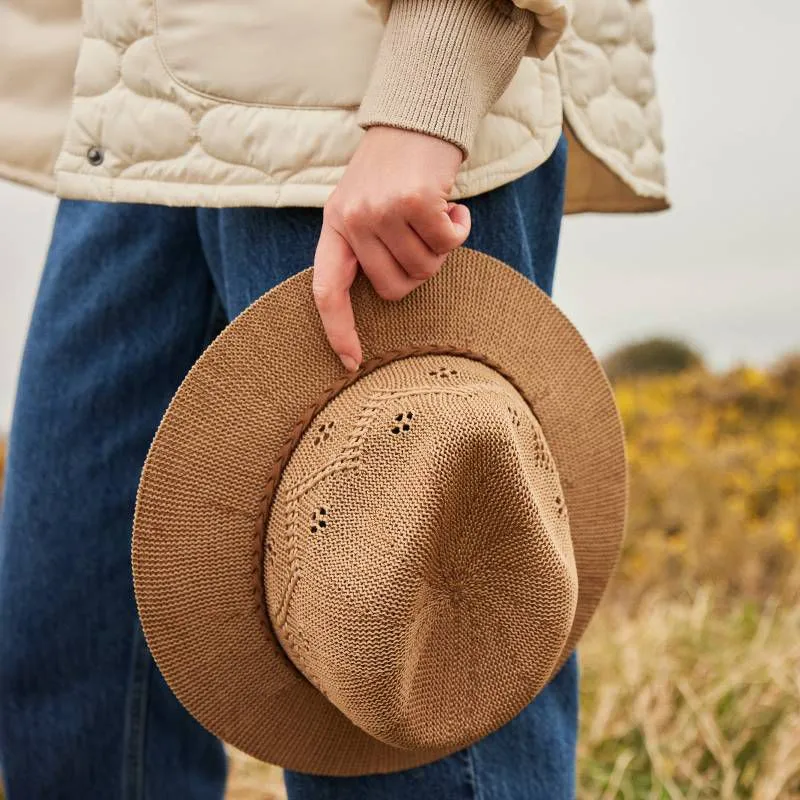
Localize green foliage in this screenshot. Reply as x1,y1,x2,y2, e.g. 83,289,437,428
604,337,705,382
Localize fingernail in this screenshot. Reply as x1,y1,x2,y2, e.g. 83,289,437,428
340,354,360,372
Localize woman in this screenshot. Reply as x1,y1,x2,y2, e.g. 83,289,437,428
0,0,667,797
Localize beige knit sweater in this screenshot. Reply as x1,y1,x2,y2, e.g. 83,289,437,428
358,0,566,158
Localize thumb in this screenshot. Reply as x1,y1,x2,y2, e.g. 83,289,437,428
446,202,471,244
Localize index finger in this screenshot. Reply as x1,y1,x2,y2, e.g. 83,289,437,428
312,223,363,372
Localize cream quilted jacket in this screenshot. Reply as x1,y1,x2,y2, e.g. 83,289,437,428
0,0,668,213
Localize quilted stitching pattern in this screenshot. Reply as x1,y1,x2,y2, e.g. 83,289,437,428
556,0,665,197
52,0,664,206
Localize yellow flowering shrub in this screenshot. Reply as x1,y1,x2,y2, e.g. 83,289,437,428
613,362,800,602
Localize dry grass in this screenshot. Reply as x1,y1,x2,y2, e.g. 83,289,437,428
225,752,284,800
579,586,800,798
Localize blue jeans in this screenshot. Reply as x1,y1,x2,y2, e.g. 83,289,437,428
0,136,576,800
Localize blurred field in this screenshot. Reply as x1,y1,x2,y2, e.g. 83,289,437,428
1,356,798,798
576,356,800,798
224,356,800,799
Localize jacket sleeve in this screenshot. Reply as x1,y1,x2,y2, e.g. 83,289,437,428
357,0,568,159
512,0,569,60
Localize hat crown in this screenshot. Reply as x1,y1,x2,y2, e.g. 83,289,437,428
265,355,578,751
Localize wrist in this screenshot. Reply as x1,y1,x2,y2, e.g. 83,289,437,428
363,125,465,167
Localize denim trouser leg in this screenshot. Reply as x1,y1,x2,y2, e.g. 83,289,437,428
0,135,575,799
0,203,229,799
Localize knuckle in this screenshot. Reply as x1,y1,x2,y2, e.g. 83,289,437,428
373,200,397,226
340,201,371,228
397,188,428,213
312,281,335,308
322,193,342,223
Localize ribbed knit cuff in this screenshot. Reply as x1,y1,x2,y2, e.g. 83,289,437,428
356,0,535,159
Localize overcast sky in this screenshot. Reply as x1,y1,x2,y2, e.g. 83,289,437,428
1,0,798,427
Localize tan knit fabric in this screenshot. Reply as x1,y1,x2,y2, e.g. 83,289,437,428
132,247,627,775
266,354,578,751
357,0,537,157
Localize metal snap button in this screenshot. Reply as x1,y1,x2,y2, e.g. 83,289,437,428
86,146,105,166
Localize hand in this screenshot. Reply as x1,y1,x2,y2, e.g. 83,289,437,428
313,126,471,372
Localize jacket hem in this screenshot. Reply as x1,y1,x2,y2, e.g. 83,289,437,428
0,160,56,194
56,171,333,208
565,196,670,215
561,97,667,201
55,132,560,208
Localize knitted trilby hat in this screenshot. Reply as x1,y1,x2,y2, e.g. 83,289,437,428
132,247,626,776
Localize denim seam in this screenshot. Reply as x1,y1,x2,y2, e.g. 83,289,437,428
461,746,482,800
121,622,152,800
199,289,228,351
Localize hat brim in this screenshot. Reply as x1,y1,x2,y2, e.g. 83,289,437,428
132,247,626,775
